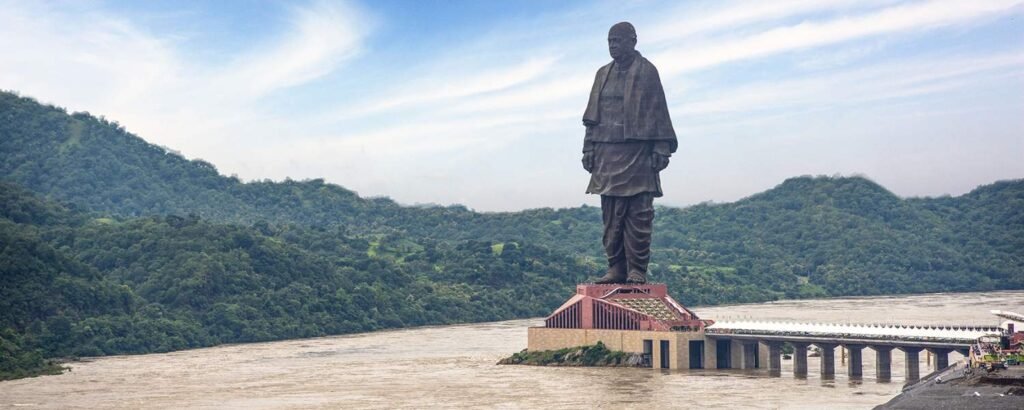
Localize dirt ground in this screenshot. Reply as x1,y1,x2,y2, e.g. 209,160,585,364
876,364,1024,409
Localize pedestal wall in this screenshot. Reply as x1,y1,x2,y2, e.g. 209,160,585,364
527,327,706,370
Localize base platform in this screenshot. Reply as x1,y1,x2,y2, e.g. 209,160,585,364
545,282,707,331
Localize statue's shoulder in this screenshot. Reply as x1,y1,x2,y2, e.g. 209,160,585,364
595,60,614,75
637,55,660,73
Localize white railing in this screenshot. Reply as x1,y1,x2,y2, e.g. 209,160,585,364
706,320,1000,344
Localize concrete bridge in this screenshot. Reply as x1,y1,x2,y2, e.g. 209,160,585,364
706,320,1001,380
530,284,1010,377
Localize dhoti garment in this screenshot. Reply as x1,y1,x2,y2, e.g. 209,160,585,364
587,141,663,279
601,192,654,276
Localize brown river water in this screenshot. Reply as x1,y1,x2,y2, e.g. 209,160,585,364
2,290,1022,409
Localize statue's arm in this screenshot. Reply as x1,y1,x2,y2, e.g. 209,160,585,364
648,62,678,155
652,141,671,157
651,141,670,171
582,65,610,174
582,124,595,172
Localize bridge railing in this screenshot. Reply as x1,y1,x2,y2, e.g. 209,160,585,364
706,320,1001,344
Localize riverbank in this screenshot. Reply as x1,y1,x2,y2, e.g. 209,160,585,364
875,363,1024,409
5,292,1021,409
497,342,644,367
3,290,1019,383
0,360,65,381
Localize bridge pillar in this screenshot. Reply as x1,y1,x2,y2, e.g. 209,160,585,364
874,346,893,381
758,341,770,369
929,348,951,371
704,338,718,369
763,341,782,375
846,345,864,378
741,341,758,369
793,342,809,378
902,347,922,381
730,340,744,369
817,343,837,379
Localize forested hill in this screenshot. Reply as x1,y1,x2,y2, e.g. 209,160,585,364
0,181,578,380
1,90,1022,378
2,89,1023,297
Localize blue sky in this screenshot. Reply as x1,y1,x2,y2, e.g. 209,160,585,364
2,0,1022,211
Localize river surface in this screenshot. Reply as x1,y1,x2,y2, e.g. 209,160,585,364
2,290,1022,409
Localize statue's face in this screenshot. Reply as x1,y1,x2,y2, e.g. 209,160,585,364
607,33,636,60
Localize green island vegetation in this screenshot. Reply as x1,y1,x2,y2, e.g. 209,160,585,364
498,342,640,367
1,90,1022,379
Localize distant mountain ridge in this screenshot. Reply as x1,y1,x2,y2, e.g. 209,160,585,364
1,89,1022,378
2,89,1022,297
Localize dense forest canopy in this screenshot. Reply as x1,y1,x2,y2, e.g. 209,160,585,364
1,90,1022,379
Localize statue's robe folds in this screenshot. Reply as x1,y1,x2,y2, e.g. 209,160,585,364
582,52,677,277
582,52,677,198
582,52,677,153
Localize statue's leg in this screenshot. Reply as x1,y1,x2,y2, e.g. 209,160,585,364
624,192,654,284
594,195,627,283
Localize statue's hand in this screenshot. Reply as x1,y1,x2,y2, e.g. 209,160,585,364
651,153,669,172
582,151,595,173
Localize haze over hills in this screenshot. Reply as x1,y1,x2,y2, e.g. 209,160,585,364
1,90,1022,378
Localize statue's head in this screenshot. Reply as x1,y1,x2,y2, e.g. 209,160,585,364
608,22,637,61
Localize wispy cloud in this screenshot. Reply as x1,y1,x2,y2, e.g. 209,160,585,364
1,0,1021,211
0,0,370,148
0,1,179,109
328,55,560,121
222,1,371,97
676,52,1024,117
645,0,894,44
654,0,1024,76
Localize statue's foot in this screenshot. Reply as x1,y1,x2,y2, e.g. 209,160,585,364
594,273,626,284
625,271,647,284
593,261,626,284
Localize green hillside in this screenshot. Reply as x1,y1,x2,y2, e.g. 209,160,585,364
1,90,1022,379
0,182,578,379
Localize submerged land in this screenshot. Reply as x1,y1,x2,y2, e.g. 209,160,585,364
497,342,644,367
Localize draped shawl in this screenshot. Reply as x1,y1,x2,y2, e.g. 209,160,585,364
582,52,677,153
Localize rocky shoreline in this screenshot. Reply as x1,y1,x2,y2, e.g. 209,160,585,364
497,342,645,367
875,363,1024,409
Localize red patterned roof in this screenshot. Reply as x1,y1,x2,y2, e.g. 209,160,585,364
545,283,710,331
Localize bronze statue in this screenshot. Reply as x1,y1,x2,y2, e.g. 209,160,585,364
582,22,677,284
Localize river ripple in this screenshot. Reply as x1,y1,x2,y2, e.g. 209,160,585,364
2,290,1022,409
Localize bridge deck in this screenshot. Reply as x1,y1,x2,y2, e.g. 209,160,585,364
707,320,1000,348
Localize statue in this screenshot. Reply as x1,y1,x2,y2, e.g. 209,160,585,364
582,22,677,285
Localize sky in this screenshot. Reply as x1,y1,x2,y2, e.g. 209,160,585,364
2,0,1022,212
